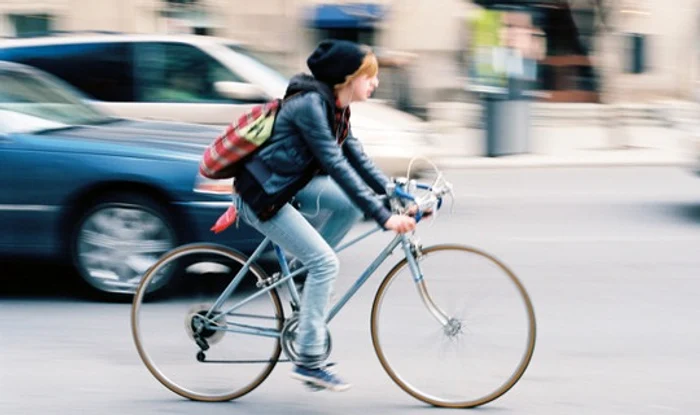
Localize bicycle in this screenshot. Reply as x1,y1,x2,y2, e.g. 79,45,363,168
130,169,537,408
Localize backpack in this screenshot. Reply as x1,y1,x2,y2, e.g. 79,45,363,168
199,98,282,180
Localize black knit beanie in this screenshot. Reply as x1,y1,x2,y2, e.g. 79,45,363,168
307,39,369,87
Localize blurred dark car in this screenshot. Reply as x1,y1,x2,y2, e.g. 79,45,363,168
0,61,264,298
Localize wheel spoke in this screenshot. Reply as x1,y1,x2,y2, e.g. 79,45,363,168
80,230,121,249
129,240,173,254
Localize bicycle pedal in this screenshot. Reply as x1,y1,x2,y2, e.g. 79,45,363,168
304,381,326,392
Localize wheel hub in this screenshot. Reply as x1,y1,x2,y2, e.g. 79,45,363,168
185,304,226,346
444,317,463,338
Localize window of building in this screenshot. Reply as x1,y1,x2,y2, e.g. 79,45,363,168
9,14,53,38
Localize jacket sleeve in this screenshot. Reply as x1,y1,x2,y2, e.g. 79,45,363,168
292,93,392,227
342,129,390,195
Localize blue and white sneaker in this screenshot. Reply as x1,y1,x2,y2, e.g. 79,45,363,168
291,365,351,392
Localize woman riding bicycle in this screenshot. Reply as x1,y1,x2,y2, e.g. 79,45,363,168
233,39,417,391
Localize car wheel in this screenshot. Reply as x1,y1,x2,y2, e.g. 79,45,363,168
71,193,179,298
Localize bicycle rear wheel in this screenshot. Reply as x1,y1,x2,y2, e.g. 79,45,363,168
131,243,284,402
371,244,536,408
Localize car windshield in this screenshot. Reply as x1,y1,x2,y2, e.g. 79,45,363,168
226,45,292,82
0,69,113,134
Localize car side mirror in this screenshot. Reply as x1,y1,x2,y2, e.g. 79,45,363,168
214,82,268,102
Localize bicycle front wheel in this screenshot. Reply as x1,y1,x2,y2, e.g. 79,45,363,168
371,244,536,408
131,243,284,402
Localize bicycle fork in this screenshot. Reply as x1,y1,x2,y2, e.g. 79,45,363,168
400,235,459,335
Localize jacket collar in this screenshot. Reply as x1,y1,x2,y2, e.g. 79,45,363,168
284,73,336,109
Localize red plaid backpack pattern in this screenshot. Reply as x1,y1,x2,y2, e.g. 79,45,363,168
199,99,282,180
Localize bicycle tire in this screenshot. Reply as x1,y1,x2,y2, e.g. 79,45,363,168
370,244,536,408
131,243,284,402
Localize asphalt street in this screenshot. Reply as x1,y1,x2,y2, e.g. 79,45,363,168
2,166,699,415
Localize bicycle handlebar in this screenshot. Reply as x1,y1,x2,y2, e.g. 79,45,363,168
384,176,453,223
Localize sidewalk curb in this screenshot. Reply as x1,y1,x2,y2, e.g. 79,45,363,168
434,156,694,170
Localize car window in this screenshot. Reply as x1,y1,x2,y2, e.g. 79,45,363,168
0,43,134,102
134,42,246,103
0,70,111,133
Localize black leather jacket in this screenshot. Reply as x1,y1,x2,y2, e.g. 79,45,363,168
235,74,392,226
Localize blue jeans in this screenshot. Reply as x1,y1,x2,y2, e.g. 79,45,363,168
237,176,362,368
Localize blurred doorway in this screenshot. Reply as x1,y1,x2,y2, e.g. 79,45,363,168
537,1,600,102
472,0,601,103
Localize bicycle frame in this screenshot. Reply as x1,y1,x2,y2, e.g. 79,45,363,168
132,172,537,408
203,224,445,339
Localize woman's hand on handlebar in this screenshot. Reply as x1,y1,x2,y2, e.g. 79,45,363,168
384,214,416,234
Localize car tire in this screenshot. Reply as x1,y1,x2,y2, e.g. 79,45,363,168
70,192,180,300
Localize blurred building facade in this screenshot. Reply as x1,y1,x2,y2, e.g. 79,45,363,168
1,0,699,107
